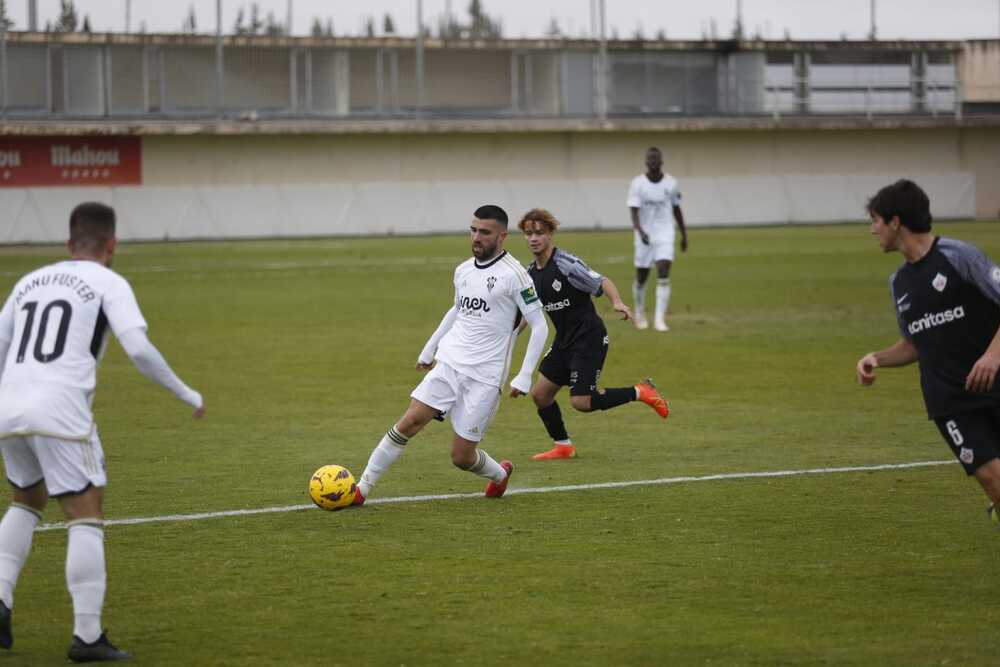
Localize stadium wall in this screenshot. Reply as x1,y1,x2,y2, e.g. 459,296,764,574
0,126,994,243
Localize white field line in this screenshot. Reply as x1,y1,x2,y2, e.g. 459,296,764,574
35,459,955,532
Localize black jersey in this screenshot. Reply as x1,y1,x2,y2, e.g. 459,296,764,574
528,248,606,350
890,236,1000,418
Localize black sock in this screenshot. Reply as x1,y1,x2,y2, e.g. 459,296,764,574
537,402,570,442
590,387,636,411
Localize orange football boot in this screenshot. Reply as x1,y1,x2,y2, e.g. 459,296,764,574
532,444,577,461
636,378,669,419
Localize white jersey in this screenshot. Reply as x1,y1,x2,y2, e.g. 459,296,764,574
0,260,147,441
435,251,541,389
627,173,682,243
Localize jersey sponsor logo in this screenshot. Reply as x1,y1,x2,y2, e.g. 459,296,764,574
906,306,965,335
520,286,539,305
486,276,497,292
552,279,562,292
544,298,572,312
459,295,491,313
932,273,947,292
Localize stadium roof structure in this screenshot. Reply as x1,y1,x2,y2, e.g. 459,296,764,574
0,31,997,134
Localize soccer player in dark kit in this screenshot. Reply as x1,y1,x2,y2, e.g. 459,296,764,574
856,179,1000,527
515,208,669,461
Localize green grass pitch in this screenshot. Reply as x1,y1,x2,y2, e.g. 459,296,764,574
0,222,997,665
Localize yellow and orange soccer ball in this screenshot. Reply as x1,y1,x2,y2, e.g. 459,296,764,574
308,465,358,511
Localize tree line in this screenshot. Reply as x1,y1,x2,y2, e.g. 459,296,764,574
0,0,504,39
1,1,755,42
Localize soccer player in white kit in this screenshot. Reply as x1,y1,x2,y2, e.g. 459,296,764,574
0,203,204,662
627,146,689,332
354,205,548,504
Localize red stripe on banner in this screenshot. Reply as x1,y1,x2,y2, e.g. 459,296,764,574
0,137,142,187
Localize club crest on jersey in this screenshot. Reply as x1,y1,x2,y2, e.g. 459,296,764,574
932,273,947,292
960,447,974,464
552,279,562,292
486,276,497,292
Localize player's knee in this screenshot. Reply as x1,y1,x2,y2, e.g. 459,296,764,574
570,395,593,412
397,405,433,437
975,459,1000,495
11,481,48,513
530,387,551,408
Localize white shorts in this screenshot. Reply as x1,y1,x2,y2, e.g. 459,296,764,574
634,231,675,267
0,430,107,496
411,362,501,442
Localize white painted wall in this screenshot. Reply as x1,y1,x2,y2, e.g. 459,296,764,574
0,172,975,244
0,127,993,244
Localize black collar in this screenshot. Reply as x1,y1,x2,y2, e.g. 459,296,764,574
474,250,507,270
910,236,940,267
532,247,557,270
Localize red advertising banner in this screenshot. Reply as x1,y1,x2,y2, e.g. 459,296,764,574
0,137,142,187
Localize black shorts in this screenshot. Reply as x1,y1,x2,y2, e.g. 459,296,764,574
933,407,1000,475
538,331,609,396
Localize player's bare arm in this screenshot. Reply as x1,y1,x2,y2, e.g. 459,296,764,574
600,277,631,321
630,207,648,245
966,325,1000,393
857,337,918,386
674,206,688,252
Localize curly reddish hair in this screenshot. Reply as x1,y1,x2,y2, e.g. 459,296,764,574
517,208,561,234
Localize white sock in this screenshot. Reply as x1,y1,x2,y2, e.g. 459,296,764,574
358,426,408,497
0,504,41,609
468,449,506,483
66,522,105,644
632,281,646,316
655,278,671,321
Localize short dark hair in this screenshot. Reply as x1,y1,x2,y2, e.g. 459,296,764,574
69,202,117,249
866,180,932,233
473,204,509,227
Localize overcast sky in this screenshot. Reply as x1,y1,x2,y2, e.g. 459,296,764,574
7,1,1000,40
